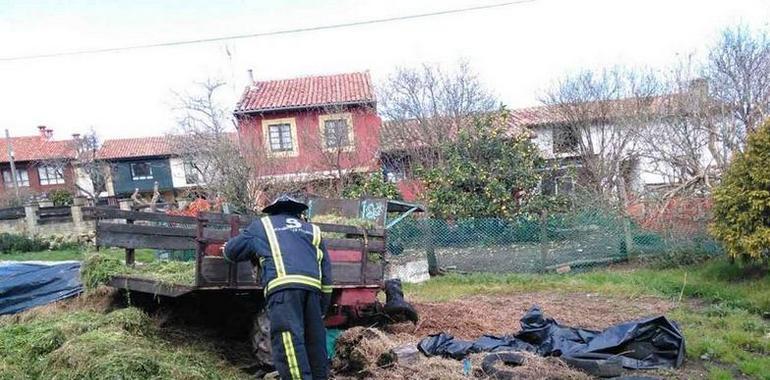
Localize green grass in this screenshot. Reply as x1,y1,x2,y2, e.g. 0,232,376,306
405,260,770,313
406,259,770,380
0,248,157,263
81,253,195,289
0,307,247,379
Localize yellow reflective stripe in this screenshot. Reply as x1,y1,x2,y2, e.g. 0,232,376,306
312,224,323,278
262,217,286,277
281,331,301,380
267,275,322,292
321,285,333,293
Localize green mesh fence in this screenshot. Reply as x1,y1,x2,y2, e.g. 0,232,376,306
387,208,721,273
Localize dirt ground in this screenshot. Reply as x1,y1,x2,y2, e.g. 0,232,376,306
372,291,711,380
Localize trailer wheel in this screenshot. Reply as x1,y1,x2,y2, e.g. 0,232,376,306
251,310,274,368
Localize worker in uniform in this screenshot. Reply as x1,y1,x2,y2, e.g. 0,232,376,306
224,195,332,380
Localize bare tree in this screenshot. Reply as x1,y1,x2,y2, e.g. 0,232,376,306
378,60,498,170
633,57,731,198
33,129,108,200
706,25,770,138
542,66,659,199
171,79,287,213
73,129,109,199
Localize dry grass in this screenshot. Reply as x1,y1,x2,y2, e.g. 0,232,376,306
331,327,593,380
388,292,674,340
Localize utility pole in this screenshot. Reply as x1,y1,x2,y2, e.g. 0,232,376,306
4,129,20,199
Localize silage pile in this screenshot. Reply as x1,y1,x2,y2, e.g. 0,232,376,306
331,326,591,380
0,288,246,380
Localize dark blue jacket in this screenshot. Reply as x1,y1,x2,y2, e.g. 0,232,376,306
224,213,332,299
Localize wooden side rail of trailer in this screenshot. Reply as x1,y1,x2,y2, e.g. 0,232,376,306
90,207,388,298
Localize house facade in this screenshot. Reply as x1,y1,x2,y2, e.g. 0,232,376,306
0,126,78,198
234,72,381,182
97,136,201,201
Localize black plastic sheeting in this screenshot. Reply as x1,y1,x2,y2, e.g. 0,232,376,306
418,305,685,370
0,261,83,315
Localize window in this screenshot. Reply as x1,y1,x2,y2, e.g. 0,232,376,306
2,169,30,188
268,124,294,152
130,162,153,180
183,161,199,184
553,126,580,153
37,165,65,185
262,118,299,157
319,113,354,151
323,119,351,149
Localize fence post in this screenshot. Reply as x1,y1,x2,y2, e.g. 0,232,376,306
618,178,635,259
125,216,135,267
539,209,548,272
421,216,438,276
71,197,85,230
24,202,39,236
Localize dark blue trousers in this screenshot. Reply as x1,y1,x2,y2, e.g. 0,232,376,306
267,289,328,380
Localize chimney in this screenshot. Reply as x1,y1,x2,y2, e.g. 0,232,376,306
72,133,81,140
45,128,54,140
37,125,47,139
247,69,255,83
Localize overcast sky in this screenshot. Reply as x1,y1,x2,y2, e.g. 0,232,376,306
1,0,768,140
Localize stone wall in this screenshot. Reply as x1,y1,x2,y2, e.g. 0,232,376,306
0,199,94,237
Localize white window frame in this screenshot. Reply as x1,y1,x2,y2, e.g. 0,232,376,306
318,113,354,152
2,169,30,188
37,165,65,185
130,162,154,180
262,117,299,157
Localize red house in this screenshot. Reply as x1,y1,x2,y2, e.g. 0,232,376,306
234,72,381,183
0,126,77,198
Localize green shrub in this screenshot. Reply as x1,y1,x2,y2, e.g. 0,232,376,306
0,233,49,254
48,189,73,206
417,111,552,219
342,173,402,200
711,119,770,262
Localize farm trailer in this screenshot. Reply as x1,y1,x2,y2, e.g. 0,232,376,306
90,200,421,365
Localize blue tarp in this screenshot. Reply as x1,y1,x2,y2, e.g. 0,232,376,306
0,261,83,315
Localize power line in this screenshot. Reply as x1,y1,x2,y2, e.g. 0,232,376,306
0,0,536,62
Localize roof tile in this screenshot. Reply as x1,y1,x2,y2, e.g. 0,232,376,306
0,136,76,163
98,136,174,160
236,72,375,113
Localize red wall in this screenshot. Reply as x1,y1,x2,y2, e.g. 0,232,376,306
236,105,381,177
0,162,75,195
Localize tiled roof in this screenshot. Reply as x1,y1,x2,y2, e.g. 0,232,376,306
236,72,375,113
98,136,175,160
0,136,76,163
508,105,565,126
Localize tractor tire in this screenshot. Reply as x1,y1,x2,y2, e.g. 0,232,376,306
250,310,274,369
